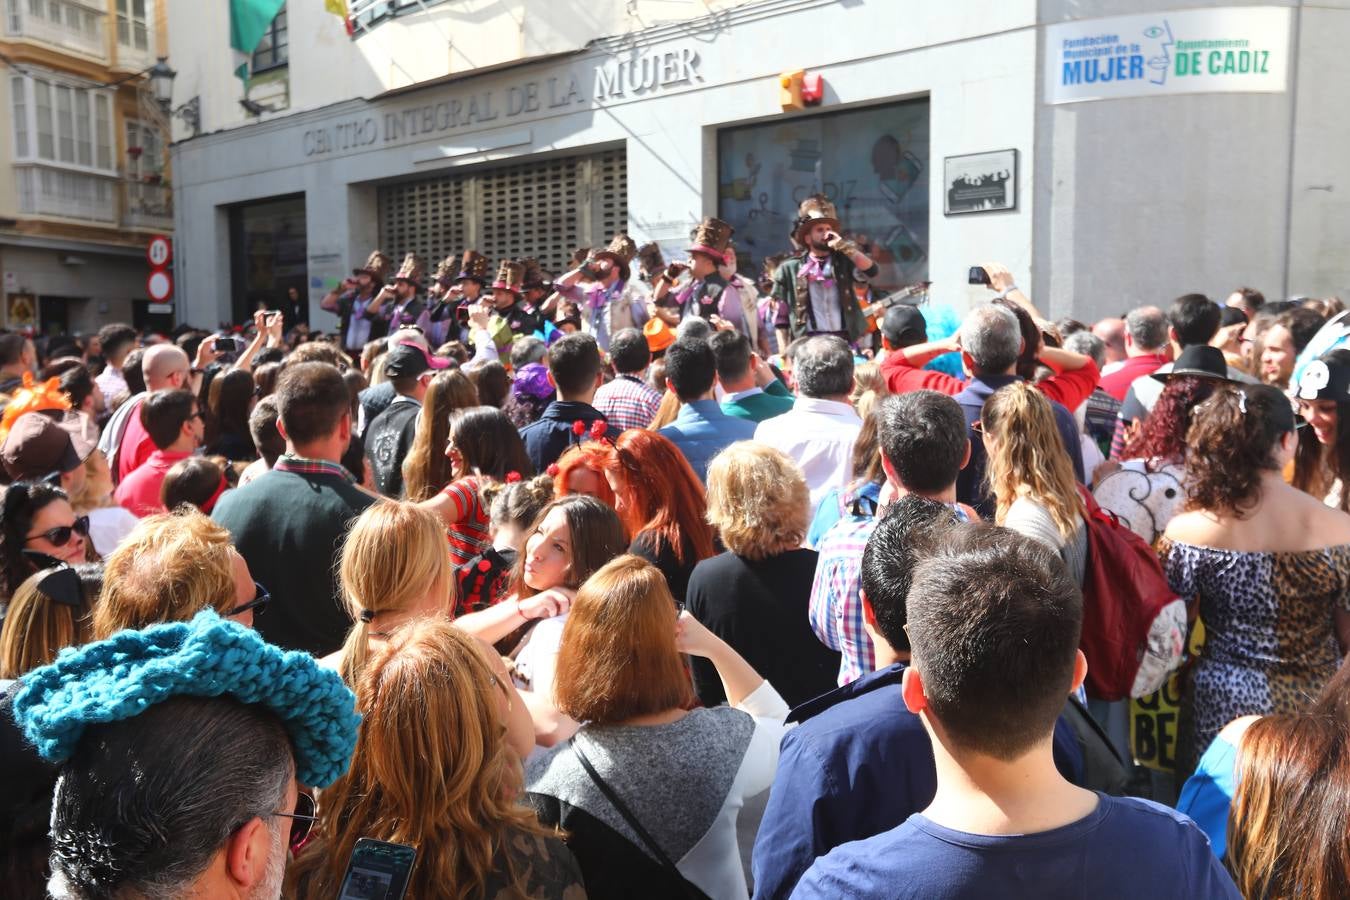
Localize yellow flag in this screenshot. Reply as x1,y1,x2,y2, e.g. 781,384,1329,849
324,0,348,18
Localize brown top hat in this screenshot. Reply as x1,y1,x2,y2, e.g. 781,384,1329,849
594,234,639,282
456,250,491,283
794,194,841,242
432,254,458,288
492,260,525,294
636,242,666,279
688,217,735,261
569,247,592,269
354,250,394,283
520,258,553,291
392,253,426,286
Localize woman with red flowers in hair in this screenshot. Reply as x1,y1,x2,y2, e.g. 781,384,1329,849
420,406,533,567
598,429,718,606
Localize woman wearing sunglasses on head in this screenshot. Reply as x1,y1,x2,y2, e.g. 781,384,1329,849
0,482,93,607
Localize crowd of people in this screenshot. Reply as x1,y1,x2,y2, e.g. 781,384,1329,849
1,194,1349,898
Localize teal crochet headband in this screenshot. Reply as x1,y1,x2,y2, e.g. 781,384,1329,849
12,610,360,788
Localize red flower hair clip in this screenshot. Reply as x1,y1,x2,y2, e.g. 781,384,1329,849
589,420,608,441
546,463,561,477
505,471,522,484
571,419,587,436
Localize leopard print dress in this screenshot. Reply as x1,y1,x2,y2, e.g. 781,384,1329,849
1163,539,1350,776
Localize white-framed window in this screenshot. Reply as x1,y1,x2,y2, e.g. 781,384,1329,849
11,75,28,157
251,4,287,72
9,71,115,174
115,0,148,50
124,119,162,176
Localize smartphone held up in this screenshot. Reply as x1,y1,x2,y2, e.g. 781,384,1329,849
338,838,417,900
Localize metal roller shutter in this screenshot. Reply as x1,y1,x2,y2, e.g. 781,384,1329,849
377,148,627,278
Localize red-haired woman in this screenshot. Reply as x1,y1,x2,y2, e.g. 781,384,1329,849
599,429,717,605
552,441,616,508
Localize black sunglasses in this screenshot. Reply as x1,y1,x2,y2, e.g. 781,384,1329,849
228,581,271,618
25,515,90,548
270,789,317,853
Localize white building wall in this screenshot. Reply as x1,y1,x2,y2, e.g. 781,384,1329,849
172,0,1040,328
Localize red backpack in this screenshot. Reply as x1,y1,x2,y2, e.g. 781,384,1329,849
1076,487,1187,701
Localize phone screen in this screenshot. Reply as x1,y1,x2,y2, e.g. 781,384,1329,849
338,839,417,900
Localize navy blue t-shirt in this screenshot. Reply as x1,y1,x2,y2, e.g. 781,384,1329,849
790,793,1239,899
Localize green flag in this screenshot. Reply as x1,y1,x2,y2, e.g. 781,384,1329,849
230,0,287,84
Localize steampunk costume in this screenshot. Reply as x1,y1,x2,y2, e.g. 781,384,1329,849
672,217,743,329
773,195,877,341
559,234,650,352
488,259,543,349
331,250,393,355
388,253,431,333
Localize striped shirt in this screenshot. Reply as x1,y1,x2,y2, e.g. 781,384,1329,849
594,374,662,432
441,476,491,567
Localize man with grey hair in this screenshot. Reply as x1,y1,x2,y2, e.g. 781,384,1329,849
953,304,1084,515
754,334,863,511
1099,305,1169,400
1062,331,1120,470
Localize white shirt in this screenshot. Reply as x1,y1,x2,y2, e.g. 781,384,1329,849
94,366,128,403
754,396,862,512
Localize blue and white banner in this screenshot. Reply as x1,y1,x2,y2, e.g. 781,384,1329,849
1045,6,1291,105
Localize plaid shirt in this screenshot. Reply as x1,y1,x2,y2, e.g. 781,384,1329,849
594,374,663,432
809,516,879,685
273,453,357,484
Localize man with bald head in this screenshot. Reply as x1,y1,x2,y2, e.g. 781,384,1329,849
1091,317,1127,368
97,341,215,484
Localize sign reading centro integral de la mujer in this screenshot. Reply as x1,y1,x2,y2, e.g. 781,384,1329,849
1044,6,1290,105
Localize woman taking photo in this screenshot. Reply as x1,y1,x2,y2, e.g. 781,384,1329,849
402,368,479,502
601,429,716,605
289,620,584,900
527,555,788,899
420,406,533,566
979,381,1087,583
1164,383,1350,776
688,442,839,707
0,483,90,603
1292,348,1350,511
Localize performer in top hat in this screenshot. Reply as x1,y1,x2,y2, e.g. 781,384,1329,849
486,259,543,351
320,250,393,357
520,258,554,312
553,234,651,352
426,250,490,347
636,242,666,287
651,217,746,332
371,253,431,335
774,194,878,342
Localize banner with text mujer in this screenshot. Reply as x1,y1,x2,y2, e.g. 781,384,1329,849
1045,6,1291,105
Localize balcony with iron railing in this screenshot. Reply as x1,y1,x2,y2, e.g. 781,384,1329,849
2,0,107,61
120,177,171,231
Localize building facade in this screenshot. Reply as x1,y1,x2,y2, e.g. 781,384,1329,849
166,0,1350,330
0,0,175,335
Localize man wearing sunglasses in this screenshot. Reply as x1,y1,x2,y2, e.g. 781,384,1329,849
12,611,358,900
114,389,205,518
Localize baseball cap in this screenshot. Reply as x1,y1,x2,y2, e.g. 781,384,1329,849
881,306,928,346
1,412,94,481
383,341,450,379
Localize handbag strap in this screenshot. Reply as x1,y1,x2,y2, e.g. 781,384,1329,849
568,736,688,883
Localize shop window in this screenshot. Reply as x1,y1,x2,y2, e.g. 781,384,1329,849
717,98,931,294
229,194,307,325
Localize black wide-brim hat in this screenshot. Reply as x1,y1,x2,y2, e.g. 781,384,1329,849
1153,345,1234,383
